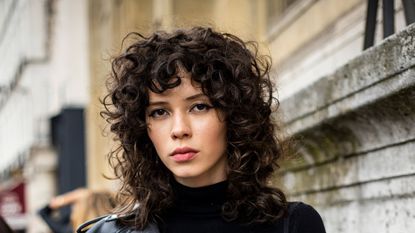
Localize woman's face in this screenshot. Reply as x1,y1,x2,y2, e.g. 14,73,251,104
146,72,228,187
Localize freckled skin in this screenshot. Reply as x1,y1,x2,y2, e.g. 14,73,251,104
146,73,227,188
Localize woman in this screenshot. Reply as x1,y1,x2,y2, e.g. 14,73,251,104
79,27,325,233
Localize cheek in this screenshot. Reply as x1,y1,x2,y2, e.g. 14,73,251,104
197,120,227,147
147,124,165,153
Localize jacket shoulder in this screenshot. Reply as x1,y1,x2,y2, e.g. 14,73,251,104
76,214,159,233
287,202,326,233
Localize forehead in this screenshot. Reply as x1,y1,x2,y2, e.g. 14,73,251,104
148,74,203,100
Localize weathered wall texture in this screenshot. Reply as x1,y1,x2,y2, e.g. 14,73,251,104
279,23,415,233
270,0,409,99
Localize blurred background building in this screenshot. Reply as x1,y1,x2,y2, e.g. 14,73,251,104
0,0,88,232
0,0,414,232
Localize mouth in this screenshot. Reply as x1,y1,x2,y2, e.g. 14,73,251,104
170,147,199,162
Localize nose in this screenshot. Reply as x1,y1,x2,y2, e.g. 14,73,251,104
170,112,192,139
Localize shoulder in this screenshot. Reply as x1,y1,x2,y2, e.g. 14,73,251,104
76,214,159,233
286,202,326,233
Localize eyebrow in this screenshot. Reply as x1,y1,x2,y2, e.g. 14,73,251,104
185,93,206,101
148,93,208,106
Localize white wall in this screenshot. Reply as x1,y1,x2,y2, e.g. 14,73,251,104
0,0,89,176
0,0,89,231
0,0,46,173
48,0,90,115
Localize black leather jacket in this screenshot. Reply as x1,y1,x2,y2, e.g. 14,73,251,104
76,214,159,233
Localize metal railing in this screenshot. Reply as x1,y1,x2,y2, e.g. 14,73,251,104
364,0,415,50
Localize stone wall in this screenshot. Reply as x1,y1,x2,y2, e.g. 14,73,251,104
279,23,415,233
272,0,409,100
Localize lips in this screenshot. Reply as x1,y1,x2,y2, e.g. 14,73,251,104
170,147,199,162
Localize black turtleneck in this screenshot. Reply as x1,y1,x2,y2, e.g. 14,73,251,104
159,180,326,233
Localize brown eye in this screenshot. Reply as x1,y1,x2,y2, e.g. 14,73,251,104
191,103,212,112
149,109,168,118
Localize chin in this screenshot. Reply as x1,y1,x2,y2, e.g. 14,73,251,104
173,171,199,179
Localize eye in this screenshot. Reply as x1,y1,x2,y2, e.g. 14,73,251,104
148,109,168,118
191,103,212,112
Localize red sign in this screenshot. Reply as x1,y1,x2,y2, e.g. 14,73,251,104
0,180,27,230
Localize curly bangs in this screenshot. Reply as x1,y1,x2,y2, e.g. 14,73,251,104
102,26,287,229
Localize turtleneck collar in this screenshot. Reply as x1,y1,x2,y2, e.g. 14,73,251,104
171,179,228,214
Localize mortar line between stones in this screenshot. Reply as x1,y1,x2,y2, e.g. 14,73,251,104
278,136,415,174
285,63,415,126
287,172,415,197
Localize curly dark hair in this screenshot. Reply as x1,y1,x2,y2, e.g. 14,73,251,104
102,26,287,229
